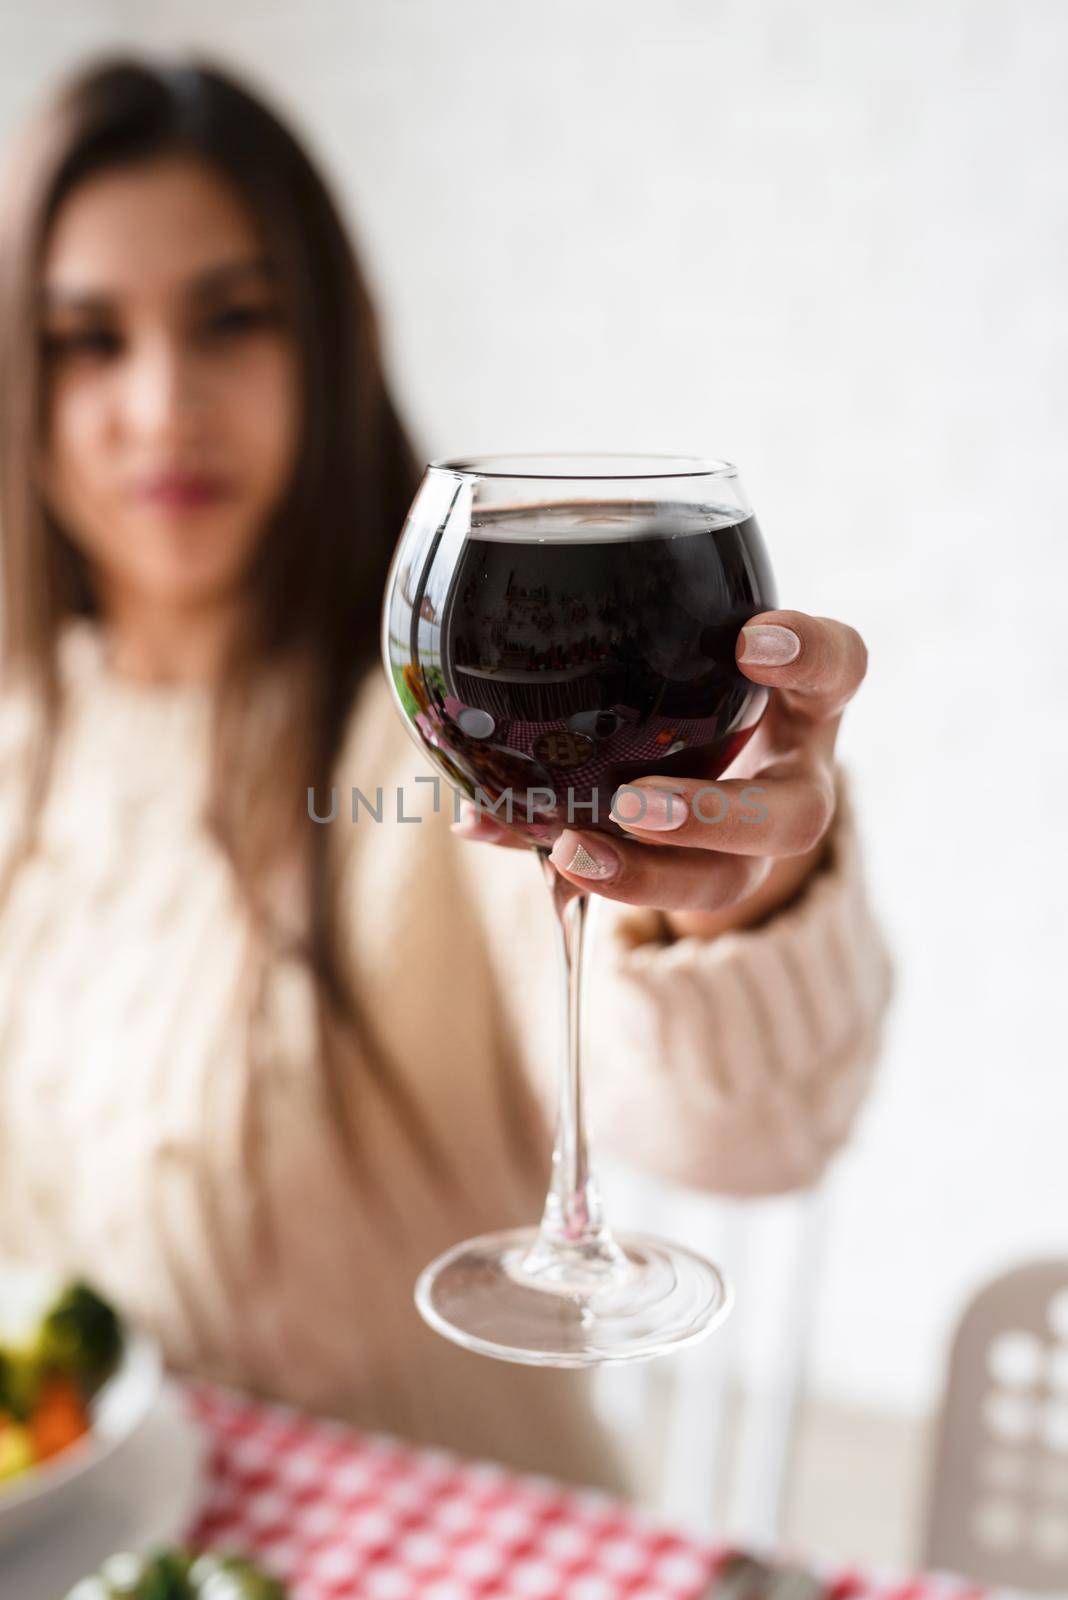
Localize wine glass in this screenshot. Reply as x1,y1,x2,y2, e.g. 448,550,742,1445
381,454,777,1366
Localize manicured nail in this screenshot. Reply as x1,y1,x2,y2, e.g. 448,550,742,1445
611,783,688,831
739,624,801,666
549,831,619,880
451,803,499,839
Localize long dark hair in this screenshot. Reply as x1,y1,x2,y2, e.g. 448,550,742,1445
0,54,457,1205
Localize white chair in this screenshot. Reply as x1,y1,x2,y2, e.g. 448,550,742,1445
594,1160,827,1544
923,1259,1068,1591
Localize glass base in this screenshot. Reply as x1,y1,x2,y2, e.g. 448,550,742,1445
414,1226,733,1368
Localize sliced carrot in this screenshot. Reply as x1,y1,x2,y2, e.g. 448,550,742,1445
29,1375,90,1461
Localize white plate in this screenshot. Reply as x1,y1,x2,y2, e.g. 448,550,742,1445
0,1264,162,1550
0,1382,206,1600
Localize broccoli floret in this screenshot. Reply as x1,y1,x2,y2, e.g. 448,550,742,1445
0,1342,47,1420
188,1553,287,1598
64,1550,288,1600
134,1551,195,1600
37,1281,122,1397
64,1549,192,1599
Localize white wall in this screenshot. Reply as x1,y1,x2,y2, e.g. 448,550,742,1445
3,0,1066,1422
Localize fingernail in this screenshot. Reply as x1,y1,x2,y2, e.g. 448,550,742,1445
451,802,498,839
450,815,481,837
549,831,619,880
450,800,476,834
611,784,688,831
739,624,801,665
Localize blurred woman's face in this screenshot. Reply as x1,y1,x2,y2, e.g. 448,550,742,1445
41,155,299,615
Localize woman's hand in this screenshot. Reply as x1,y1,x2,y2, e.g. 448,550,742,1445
450,610,868,940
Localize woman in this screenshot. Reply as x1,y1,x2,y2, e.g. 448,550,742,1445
0,55,892,1493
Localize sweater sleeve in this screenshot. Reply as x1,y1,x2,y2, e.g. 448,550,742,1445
581,764,895,1195
452,761,894,1199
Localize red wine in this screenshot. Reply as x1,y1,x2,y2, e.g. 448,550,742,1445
390,503,776,842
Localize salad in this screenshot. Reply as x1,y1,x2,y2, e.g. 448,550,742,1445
64,1549,287,1599
0,1279,122,1486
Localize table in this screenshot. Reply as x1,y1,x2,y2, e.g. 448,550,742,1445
183,1385,989,1600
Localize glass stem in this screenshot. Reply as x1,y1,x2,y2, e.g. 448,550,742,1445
520,849,628,1284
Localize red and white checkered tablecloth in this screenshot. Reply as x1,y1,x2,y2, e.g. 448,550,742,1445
181,1384,989,1600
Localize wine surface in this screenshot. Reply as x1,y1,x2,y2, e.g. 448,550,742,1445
389,502,776,840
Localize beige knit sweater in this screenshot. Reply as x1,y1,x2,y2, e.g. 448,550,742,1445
0,618,893,1493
